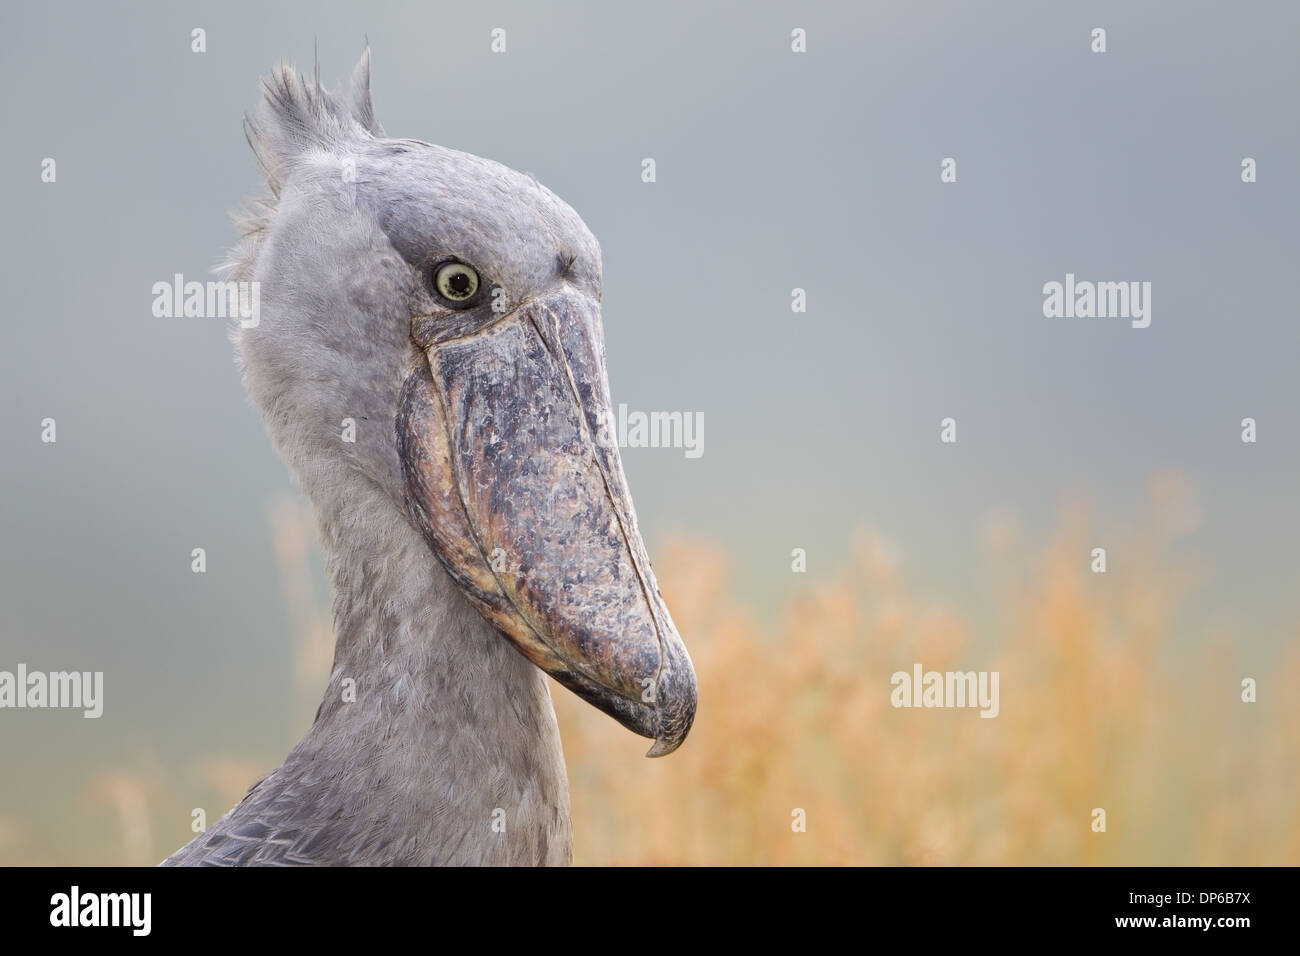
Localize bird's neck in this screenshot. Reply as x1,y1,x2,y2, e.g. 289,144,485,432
236,475,572,865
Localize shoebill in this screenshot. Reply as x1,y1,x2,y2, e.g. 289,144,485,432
163,51,696,866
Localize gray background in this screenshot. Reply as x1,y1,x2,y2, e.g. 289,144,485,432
1,0,1296,862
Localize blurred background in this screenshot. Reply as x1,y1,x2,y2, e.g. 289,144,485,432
1,0,1296,864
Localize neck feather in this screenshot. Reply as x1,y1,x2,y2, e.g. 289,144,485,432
171,471,573,866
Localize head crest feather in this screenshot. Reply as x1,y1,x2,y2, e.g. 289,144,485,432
225,47,382,280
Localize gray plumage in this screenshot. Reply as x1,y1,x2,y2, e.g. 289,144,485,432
164,51,695,867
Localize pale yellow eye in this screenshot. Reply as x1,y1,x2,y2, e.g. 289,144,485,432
434,261,480,303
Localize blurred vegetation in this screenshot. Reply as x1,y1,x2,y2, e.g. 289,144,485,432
3,475,1294,865
557,474,1299,864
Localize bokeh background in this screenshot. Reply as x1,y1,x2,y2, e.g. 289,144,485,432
1,0,1296,864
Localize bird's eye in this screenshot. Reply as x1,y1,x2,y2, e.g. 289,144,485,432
433,261,481,305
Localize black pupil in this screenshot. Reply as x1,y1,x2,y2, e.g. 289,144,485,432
446,270,472,297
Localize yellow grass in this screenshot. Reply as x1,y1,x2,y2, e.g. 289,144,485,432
7,474,1293,865
554,476,1300,864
